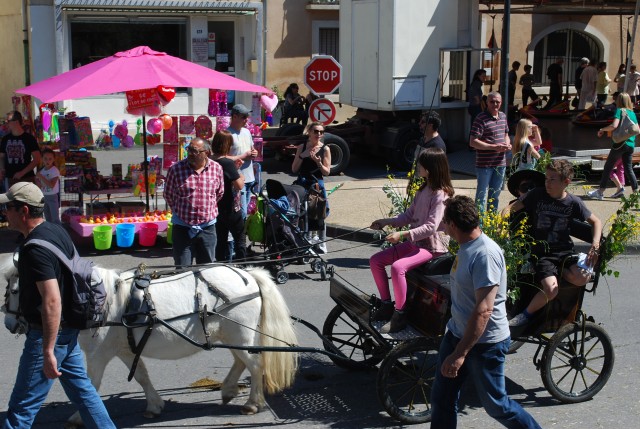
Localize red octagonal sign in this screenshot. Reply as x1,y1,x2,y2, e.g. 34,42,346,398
304,55,342,96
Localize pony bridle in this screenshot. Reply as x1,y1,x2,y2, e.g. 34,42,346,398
3,278,28,335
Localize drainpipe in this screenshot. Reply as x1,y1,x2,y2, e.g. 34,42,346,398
499,0,510,112
262,0,268,87
22,0,31,85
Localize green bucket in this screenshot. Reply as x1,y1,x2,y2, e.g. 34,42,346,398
166,222,173,244
93,225,113,250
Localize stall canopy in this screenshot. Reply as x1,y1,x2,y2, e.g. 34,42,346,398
15,46,272,210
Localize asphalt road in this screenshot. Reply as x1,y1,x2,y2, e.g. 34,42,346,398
0,235,638,428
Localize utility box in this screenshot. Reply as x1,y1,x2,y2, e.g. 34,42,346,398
339,0,478,111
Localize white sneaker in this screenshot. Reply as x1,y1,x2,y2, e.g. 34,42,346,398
587,190,603,200
509,312,530,327
317,242,327,254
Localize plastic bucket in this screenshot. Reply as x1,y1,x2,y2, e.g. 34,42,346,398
116,223,136,248
93,225,113,250
166,222,173,244
139,223,159,247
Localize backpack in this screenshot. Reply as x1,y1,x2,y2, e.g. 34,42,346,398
23,239,107,330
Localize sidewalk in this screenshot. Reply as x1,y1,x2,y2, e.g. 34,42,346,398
326,174,629,245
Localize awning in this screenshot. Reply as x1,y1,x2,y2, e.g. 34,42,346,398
56,0,261,14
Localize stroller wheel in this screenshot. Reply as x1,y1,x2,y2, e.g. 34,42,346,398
320,264,327,281
275,271,289,285
311,259,323,273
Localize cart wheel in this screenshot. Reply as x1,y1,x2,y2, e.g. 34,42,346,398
275,271,289,285
322,305,385,370
377,337,439,425
508,340,525,354
541,321,614,403
311,259,323,273
320,264,327,280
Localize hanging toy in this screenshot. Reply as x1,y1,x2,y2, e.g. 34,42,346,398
134,118,143,146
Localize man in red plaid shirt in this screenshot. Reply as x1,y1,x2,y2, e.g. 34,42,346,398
164,137,224,266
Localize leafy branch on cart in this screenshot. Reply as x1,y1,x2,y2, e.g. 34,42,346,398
600,191,640,278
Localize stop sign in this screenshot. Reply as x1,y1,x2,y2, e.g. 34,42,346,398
304,55,342,96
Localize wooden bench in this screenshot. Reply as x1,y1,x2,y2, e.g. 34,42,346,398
592,153,640,163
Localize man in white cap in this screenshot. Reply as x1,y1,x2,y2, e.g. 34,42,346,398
227,104,258,220
0,182,116,429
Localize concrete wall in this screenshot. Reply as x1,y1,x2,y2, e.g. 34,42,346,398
265,0,338,98
0,0,27,114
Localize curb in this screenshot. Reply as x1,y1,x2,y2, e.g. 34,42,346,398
326,223,377,244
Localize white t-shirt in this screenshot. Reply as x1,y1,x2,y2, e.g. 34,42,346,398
39,165,60,195
228,126,255,183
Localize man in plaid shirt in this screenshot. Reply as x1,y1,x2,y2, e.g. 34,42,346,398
164,137,224,266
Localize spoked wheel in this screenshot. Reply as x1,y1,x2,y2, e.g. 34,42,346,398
322,305,386,370
541,321,614,403
377,337,440,425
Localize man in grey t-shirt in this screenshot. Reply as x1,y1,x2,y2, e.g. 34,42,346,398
430,196,540,429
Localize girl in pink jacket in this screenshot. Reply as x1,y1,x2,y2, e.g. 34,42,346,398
370,148,454,333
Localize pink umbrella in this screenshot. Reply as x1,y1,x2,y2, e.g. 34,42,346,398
15,46,271,211
15,45,271,102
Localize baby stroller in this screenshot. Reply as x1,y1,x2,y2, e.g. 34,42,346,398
260,179,333,284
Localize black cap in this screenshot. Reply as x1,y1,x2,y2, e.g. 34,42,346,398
507,169,545,198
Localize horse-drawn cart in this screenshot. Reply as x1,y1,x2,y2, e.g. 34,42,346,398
320,219,615,424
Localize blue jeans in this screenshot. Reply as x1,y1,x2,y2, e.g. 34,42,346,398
430,332,541,429
240,181,255,220
172,223,217,266
3,328,115,429
475,166,506,213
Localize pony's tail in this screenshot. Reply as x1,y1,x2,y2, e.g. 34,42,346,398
248,268,298,394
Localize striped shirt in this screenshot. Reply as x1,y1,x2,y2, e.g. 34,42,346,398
164,158,224,226
470,111,509,168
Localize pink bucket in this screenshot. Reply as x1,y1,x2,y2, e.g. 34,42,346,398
138,223,159,246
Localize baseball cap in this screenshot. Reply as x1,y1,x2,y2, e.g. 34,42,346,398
0,182,45,208
231,104,251,116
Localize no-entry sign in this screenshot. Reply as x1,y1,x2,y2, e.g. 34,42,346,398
304,55,342,96
308,98,337,126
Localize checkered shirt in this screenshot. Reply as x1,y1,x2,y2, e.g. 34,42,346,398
164,158,224,225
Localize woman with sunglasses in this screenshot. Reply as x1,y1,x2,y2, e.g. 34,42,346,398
292,122,332,253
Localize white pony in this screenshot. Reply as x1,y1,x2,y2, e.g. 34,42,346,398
1,256,298,428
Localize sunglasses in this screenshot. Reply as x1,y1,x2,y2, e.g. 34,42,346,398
187,147,207,155
313,129,325,135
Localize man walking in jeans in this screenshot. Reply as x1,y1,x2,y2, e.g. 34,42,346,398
469,91,511,212
430,195,541,429
1,182,116,429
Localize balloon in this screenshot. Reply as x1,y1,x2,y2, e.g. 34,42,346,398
260,94,278,113
122,120,128,128
157,85,176,104
159,114,173,130
112,135,121,148
137,118,142,127
147,118,163,134
134,133,142,146
123,135,135,148
114,123,128,139
42,110,52,131
108,120,115,129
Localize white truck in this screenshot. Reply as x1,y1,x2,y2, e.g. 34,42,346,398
268,0,485,172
